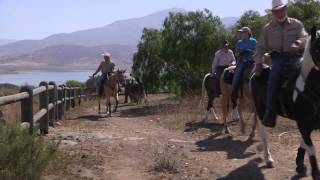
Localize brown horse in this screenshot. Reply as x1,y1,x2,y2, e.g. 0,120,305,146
201,66,257,137
98,70,125,116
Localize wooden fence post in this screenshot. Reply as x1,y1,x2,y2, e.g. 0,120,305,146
61,86,66,116
58,85,63,120
48,82,57,126
71,88,75,108
78,88,82,106
66,88,70,111
39,82,49,135
20,86,33,134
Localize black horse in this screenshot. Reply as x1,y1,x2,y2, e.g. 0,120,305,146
251,26,320,179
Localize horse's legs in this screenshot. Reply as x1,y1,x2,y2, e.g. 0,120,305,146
113,95,119,113
249,113,257,139
296,139,307,177
221,93,230,134
238,98,246,134
205,95,214,121
298,125,320,179
257,119,274,167
98,97,101,114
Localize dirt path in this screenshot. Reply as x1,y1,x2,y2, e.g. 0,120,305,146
44,95,319,180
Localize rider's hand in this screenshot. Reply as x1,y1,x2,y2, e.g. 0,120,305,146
289,43,300,53
255,63,263,76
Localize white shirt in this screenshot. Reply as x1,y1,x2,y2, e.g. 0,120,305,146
212,49,236,73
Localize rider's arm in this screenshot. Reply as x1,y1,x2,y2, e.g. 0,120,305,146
254,28,267,64
93,62,102,76
295,22,308,49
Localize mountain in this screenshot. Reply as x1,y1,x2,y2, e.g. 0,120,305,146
0,9,238,57
0,44,136,72
0,8,186,57
0,39,16,46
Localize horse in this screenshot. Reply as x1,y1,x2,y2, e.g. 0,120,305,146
124,78,146,104
251,26,320,179
98,70,126,116
201,66,257,137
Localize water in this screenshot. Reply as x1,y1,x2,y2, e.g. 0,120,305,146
0,71,93,86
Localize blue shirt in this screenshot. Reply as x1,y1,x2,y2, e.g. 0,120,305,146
237,37,257,55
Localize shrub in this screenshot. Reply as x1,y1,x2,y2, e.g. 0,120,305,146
66,80,85,88
0,124,59,180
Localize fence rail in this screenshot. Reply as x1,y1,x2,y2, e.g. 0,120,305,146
0,81,96,134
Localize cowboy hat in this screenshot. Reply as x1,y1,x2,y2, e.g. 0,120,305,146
266,0,288,13
101,52,112,58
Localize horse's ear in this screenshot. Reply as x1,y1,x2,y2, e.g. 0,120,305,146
311,26,317,41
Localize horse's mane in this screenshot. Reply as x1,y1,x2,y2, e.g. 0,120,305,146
301,37,315,79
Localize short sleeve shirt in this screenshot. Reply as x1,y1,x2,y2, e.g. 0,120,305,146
237,38,257,54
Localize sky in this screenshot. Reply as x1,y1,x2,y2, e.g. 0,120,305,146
0,0,271,40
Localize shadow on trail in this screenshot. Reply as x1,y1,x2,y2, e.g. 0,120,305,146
185,119,239,133
195,134,256,159
75,115,104,121
185,120,224,132
119,103,178,117
217,158,265,180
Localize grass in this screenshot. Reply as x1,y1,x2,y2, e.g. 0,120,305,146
0,123,59,180
153,144,180,174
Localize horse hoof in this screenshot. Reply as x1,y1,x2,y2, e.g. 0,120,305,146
312,173,320,180
225,127,231,134
266,160,274,168
296,165,307,178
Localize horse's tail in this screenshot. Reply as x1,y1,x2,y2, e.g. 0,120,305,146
200,73,211,108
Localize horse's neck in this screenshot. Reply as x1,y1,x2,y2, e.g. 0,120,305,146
301,37,315,79
107,75,118,87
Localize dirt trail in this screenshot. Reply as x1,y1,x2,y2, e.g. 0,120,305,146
44,95,319,180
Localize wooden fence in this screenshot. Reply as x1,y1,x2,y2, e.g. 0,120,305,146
0,81,96,135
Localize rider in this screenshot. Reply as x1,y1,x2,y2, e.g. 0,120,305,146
231,27,257,108
92,52,115,96
254,0,308,127
212,40,236,97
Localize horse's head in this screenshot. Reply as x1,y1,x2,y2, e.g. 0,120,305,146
310,26,320,69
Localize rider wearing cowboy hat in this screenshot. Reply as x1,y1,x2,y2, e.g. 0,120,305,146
93,52,115,96
255,0,308,127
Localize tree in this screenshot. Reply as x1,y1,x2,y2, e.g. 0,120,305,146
132,28,164,94
161,9,224,95
288,0,320,32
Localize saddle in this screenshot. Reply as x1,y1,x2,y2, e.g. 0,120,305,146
258,62,301,118
223,64,254,85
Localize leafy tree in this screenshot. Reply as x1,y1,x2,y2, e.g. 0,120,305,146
288,0,320,32
161,9,224,95
132,28,164,94
66,80,85,88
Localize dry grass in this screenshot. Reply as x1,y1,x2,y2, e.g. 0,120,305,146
153,144,180,174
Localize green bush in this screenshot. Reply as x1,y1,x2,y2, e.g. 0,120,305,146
66,80,85,88
0,124,58,180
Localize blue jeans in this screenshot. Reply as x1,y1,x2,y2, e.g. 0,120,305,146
97,73,109,96
231,60,252,101
265,54,299,112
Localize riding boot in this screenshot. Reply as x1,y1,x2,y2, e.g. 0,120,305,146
262,110,277,127
231,93,237,109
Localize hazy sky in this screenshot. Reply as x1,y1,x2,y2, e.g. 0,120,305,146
0,0,271,40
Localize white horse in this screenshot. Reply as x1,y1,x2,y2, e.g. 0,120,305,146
252,27,320,179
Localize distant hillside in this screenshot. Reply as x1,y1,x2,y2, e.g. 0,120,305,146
0,44,136,71
0,8,186,57
0,39,16,46
0,9,238,57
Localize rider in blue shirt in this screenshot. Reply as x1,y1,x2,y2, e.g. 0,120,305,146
231,27,257,109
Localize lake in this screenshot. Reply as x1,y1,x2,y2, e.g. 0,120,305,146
0,71,93,86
